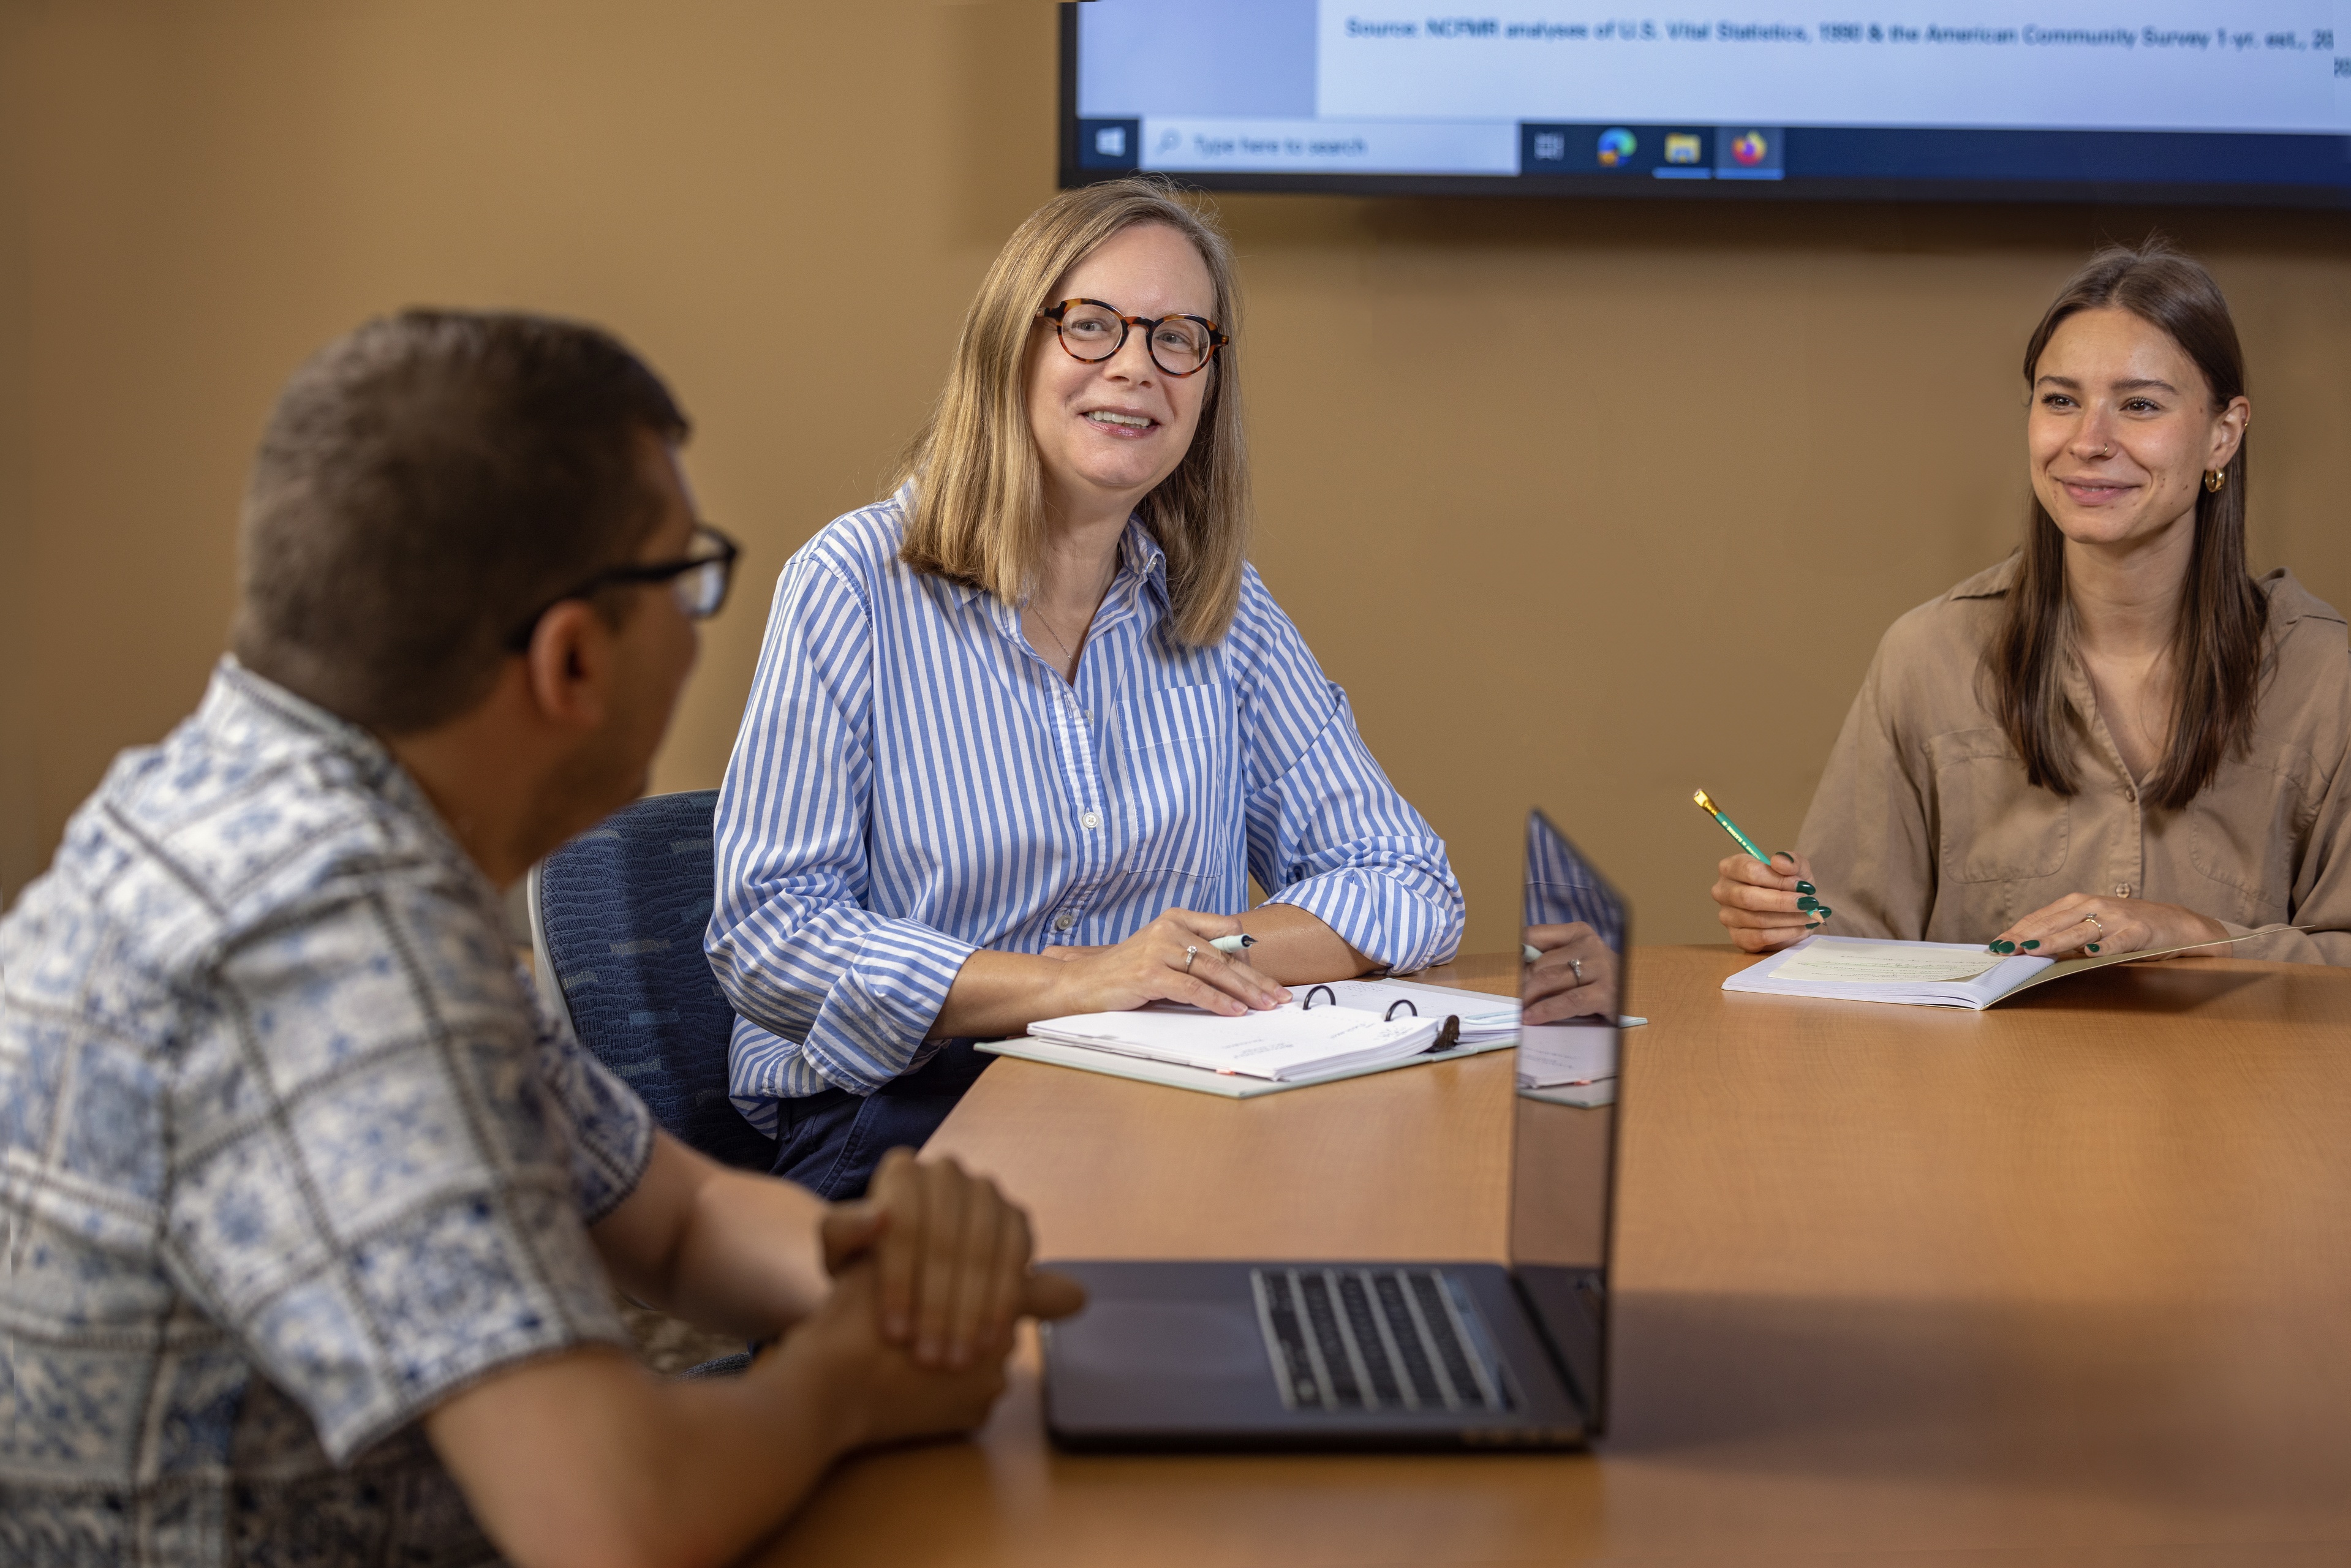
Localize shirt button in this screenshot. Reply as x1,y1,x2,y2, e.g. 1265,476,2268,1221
1081,810,1100,831
1053,912,1076,932
2115,884,2133,897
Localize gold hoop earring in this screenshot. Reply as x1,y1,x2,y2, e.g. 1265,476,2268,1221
2203,469,2227,493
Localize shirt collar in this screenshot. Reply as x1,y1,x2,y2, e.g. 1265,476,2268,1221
203,656,398,773
1119,516,1171,608
1948,557,2343,642
200,656,467,867
1947,554,2020,601
953,512,1171,620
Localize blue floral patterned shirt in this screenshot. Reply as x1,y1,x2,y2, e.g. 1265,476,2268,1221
0,660,654,1566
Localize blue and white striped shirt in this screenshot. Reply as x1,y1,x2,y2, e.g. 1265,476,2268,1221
709,491,1463,1126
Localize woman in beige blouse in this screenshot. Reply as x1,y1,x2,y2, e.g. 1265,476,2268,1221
1714,241,2351,965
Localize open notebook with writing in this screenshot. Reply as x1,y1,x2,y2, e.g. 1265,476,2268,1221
1724,925,2294,1009
979,977,1519,1099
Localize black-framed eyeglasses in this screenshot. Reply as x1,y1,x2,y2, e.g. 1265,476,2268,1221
504,522,742,651
1039,298,1228,377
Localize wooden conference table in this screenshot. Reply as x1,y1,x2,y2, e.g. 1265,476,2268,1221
757,947,2351,1566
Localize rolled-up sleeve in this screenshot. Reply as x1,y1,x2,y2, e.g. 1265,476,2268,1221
708,555,976,1098
1232,573,1465,973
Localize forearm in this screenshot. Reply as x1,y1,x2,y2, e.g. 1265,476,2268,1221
428,1343,854,1568
1232,901,1374,985
595,1136,831,1340
656,1171,832,1340
2213,916,2336,964
929,949,1071,1039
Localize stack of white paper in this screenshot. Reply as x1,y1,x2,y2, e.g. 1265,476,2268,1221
1025,1001,1444,1082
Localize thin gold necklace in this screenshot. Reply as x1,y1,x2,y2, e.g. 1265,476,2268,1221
1030,566,1115,677
1033,606,1084,673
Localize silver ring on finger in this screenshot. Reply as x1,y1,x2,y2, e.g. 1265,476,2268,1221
1570,958,1586,985
1183,944,1198,973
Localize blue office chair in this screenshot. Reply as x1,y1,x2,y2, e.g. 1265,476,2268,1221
528,789,779,1173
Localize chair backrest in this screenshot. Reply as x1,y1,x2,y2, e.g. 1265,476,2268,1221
529,789,777,1171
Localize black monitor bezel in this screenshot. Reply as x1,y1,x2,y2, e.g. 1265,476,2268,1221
1057,4,2351,211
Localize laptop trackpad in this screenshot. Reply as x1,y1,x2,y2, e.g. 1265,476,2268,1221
1052,1301,1267,1379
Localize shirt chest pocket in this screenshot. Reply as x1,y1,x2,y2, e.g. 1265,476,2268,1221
1114,682,1232,878
2186,741,2318,916
1928,730,2070,884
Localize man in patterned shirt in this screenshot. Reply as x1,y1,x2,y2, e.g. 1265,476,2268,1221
0,311,1082,1566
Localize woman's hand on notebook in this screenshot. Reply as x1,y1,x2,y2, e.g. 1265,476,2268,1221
1038,908,1292,1019
1711,850,1825,953
1521,922,1619,1023
1989,894,2227,959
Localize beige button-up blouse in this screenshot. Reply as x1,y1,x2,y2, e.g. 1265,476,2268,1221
1796,558,2351,965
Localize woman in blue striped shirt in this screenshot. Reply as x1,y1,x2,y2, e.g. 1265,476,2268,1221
710,178,1465,1198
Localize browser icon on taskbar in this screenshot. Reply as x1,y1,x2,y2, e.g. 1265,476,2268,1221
1596,127,1637,168
1716,127,1785,179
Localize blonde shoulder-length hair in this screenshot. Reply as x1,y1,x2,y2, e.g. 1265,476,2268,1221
894,176,1248,647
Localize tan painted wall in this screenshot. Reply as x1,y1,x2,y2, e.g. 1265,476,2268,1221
5,1,2347,954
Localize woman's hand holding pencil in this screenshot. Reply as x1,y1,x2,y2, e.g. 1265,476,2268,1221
1695,789,1831,954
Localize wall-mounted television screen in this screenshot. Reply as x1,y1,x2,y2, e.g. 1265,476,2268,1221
1062,0,2351,206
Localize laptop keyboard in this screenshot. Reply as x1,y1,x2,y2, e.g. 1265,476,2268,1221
1251,1266,1509,1414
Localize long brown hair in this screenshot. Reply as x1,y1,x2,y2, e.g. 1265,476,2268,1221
1988,241,2263,812
895,177,1249,647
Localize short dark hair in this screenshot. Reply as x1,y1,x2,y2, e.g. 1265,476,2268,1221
1988,239,2260,812
232,309,690,733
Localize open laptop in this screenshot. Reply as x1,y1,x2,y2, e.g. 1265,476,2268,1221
1039,809,1626,1450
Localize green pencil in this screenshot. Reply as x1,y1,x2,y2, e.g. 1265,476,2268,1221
1692,788,1771,864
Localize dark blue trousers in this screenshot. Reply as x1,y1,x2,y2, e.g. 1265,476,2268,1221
768,1041,995,1201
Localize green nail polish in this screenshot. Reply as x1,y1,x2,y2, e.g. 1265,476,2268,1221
2022,940,2039,951
1795,881,1816,895
1816,905,1833,918
2087,943,2100,953
1797,896,1819,911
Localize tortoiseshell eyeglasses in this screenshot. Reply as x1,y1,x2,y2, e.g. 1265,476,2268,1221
1039,299,1227,377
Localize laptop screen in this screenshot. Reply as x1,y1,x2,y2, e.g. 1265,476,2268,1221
1509,808,1626,1431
